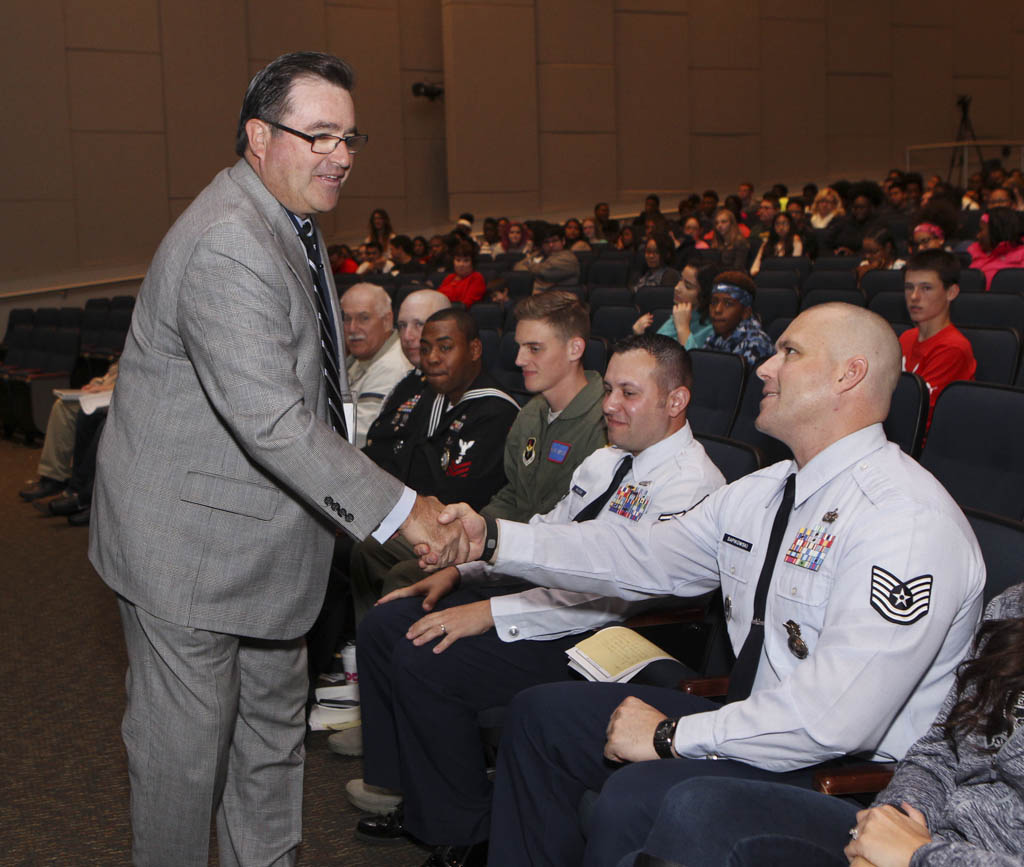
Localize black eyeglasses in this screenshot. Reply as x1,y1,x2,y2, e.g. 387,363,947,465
265,121,368,155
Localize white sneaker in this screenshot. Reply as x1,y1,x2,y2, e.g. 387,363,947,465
345,778,403,814
327,726,363,757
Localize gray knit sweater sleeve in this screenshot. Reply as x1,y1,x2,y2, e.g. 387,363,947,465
876,584,1024,867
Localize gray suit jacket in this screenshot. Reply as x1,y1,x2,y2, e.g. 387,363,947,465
89,160,405,639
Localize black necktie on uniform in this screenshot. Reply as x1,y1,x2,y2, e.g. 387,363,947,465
573,455,633,523
294,216,347,438
726,472,797,704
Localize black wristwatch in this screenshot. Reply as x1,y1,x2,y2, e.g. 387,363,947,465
653,717,679,759
482,514,499,563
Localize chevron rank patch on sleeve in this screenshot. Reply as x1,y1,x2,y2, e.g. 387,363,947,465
870,565,933,625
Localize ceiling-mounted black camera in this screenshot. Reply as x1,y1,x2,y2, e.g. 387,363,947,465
412,82,444,101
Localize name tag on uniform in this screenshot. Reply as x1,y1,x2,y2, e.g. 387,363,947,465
784,525,836,572
572,484,586,497
547,440,571,463
607,484,650,521
723,533,752,551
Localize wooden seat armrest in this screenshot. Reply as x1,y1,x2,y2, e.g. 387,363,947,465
677,676,729,697
813,762,897,796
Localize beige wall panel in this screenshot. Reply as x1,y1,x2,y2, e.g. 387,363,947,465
892,0,951,27
1014,34,1024,138
615,0,688,11
690,70,759,134
615,11,690,192
0,202,78,278
322,194,407,241
72,132,169,265
953,1,1009,78
760,18,826,183
447,192,540,222
64,0,160,51
827,134,893,176
827,75,891,137
539,133,616,211
826,0,890,75
826,74,890,175
328,6,406,200
327,0,396,7
536,0,614,64
689,0,759,70
760,0,824,19
403,138,450,225
247,0,327,59
399,0,444,70
691,135,761,193
162,0,248,199
0,0,71,200
442,2,538,196
953,77,1012,139
891,27,953,167
538,65,616,132
445,0,532,4
401,70,447,141
169,199,194,224
67,51,164,133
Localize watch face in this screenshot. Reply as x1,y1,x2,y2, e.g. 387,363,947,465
653,717,677,759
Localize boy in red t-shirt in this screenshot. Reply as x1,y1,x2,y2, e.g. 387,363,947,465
899,248,977,427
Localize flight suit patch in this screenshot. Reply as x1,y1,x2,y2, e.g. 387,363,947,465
547,440,571,463
523,437,537,466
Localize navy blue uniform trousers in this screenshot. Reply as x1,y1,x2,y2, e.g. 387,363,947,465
488,682,826,867
357,587,585,846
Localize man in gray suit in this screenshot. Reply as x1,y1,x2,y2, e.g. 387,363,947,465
89,52,468,867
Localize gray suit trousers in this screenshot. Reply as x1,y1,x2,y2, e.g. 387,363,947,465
118,599,307,867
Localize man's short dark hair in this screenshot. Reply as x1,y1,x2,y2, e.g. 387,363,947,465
906,249,960,289
425,308,479,343
760,194,780,209
611,333,694,394
514,291,590,342
543,226,566,244
390,235,413,256
702,189,719,202
236,52,355,157
646,193,661,207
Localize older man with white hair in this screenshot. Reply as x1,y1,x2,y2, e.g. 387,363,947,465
342,282,412,447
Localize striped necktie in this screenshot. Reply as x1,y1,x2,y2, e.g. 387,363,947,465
293,216,348,437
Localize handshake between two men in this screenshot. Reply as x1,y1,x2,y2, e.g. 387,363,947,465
397,497,487,572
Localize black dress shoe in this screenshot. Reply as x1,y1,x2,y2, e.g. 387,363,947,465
19,477,67,501
67,506,91,527
355,804,411,845
44,491,85,516
421,842,488,867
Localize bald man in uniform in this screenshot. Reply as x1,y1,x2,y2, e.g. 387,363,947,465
435,304,984,867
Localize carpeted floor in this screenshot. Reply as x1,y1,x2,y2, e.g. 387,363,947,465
0,437,426,866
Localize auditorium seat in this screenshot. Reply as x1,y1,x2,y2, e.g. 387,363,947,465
802,271,858,293
728,369,794,466
760,256,811,286
958,268,985,294
868,292,911,326
951,294,1024,332
589,287,632,310
801,288,865,310
989,268,1024,295
959,327,1021,384
753,288,798,330
694,433,764,484
860,270,904,300
919,381,1024,519
754,269,800,292
635,286,674,314
591,306,638,341
686,350,744,437
882,372,928,458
